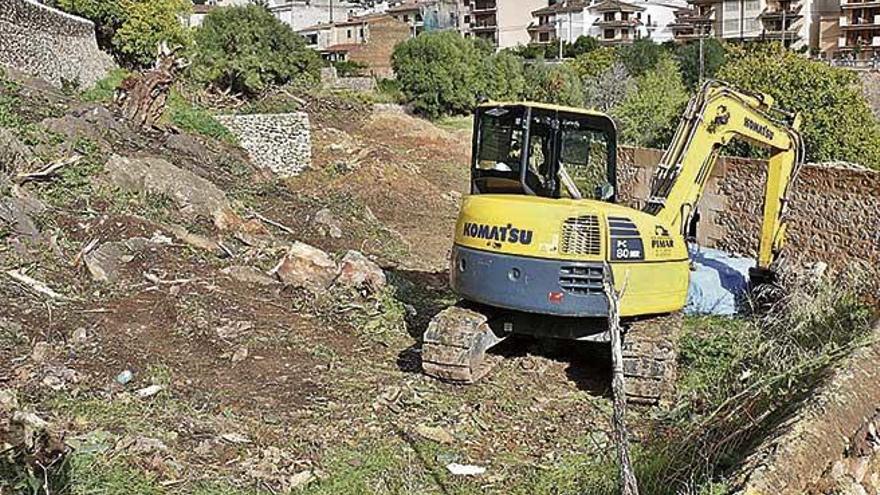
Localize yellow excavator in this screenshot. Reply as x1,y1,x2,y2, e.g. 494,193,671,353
421,80,804,404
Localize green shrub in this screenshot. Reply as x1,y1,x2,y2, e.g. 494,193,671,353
55,0,191,68
675,38,727,88
524,63,584,107
52,0,126,51
190,5,321,97
484,51,527,102
718,42,880,168
568,47,617,80
391,31,487,118
113,0,192,68
612,54,688,147
617,38,668,77
333,60,368,77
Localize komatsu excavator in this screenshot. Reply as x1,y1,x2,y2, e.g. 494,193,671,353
421,80,804,404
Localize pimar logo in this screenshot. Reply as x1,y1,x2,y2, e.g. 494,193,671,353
463,222,534,245
651,224,674,250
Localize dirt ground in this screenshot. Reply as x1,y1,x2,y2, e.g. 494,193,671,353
0,74,649,494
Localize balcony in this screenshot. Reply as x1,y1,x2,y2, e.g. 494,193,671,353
760,5,803,19
471,2,497,13
840,14,880,28
470,22,497,31
841,0,880,9
838,35,880,47
595,18,641,28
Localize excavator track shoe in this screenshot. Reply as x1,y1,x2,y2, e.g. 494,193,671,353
421,306,504,384
621,312,683,406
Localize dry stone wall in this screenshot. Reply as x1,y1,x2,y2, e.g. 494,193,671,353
617,146,880,289
216,113,312,178
0,0,115,88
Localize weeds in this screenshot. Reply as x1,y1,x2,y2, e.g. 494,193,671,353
81,69,131,103
166,90,236,144
644,272,876,493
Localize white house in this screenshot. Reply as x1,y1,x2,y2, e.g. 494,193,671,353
529,0,689,45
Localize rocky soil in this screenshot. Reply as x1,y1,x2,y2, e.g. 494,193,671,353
0,71,636,494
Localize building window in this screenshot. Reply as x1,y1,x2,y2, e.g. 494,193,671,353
403,14,409,22
539,32,550,42
647,14,651,25
604,12,615,21
347,29,352,38
359,27,364,39
464,15,471,23
604,28,615,38
637,12,641,19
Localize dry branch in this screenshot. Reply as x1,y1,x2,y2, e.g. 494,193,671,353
603,262,639,495
5,269,73,301
14,156,82,185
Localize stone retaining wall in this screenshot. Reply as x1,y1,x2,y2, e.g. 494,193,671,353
0,0,115,88
738,321,880,495
216,113,312,178
617,146,880,288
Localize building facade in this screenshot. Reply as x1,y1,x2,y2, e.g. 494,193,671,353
459,0,549,47
528,0,687,45
669,0,816,51
298,13,411,76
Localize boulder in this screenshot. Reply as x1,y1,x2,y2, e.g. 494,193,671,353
83,238,156,283
103,155,239,229
0,197,44,240
83,242,133,283
272,242,337,291
313,208,343,239
336,250,386,292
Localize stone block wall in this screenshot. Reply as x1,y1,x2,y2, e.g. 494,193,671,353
617,146,880,285
216,113,312,178
0,0,115,88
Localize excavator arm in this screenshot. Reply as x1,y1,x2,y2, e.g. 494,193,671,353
644,81,805,276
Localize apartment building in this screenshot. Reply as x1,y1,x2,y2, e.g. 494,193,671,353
528,0,687,45
461,0,548,47
831,0,880,61
387,0,461,36
669,0,814,49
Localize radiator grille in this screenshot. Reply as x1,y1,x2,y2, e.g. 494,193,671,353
559,265,605,295
560,215,601,256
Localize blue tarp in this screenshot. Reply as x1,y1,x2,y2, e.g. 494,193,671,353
685,247,755,316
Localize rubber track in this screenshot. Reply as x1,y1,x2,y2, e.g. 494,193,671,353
621,312,683,406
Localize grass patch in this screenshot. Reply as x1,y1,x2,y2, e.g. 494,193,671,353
31,138,106,208
65,454,163,495
81,69,131,103
435,115,473,133
166,90,236,144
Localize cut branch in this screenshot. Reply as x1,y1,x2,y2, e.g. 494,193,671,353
603,262,639,495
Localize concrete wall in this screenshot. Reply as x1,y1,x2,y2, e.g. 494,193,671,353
0,0,115,88
497,0,547,48
617,146,880,285
216,113,312,178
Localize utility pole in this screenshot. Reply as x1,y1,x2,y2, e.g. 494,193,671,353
699,33,704,83
557,0,567,59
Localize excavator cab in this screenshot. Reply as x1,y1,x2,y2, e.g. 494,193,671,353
471,103,618,202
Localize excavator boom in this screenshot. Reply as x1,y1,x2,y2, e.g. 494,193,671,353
644,81,805,272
